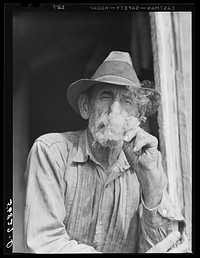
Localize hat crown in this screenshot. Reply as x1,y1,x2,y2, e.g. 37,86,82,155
103,51,133,66
91,51,140,87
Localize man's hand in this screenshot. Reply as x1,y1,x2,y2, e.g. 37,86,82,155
123,127,162,208
146,231,189,253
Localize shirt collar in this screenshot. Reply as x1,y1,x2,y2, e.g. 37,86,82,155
72,129,91,163
72,129,130,171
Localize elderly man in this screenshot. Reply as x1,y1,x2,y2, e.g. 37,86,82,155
24,51,188,253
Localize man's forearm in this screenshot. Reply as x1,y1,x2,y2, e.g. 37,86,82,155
140,169,163,209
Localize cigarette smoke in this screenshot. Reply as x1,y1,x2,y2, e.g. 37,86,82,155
89,112,140,148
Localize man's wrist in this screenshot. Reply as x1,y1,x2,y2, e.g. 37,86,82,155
141,194,161,211
141,193,164,225
143,192,162,209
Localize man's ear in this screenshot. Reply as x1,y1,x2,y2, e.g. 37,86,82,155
78,93,90,120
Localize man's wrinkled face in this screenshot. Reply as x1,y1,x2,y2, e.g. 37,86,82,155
88,84,140,148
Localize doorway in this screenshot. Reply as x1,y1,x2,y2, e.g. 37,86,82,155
13,10,158,252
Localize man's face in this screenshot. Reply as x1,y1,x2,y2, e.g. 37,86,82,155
88,84,140,148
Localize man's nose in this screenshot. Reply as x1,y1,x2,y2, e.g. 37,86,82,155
109,99,121,114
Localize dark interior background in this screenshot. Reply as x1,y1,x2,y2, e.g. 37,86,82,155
13,10,158,252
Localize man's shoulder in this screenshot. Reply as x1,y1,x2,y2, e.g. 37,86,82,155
35,130,84,148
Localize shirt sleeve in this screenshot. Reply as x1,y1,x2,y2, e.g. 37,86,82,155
137,152,186,253
24,139,99,253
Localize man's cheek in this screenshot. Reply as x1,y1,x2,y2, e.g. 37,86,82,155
94,108,109,124
96,102,109,116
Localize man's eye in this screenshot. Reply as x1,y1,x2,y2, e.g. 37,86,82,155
100,95,110,100
124,99,133,105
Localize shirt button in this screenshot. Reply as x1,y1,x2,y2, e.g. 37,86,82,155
162,209,167,215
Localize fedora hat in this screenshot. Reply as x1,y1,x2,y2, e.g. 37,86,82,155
67,51,161,117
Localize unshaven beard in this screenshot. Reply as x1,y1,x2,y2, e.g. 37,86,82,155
88,110,140,149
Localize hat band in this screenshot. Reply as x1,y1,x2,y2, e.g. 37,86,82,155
94,75,140,87
91,60,140,84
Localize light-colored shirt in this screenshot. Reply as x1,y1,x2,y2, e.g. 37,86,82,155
24,129,186,253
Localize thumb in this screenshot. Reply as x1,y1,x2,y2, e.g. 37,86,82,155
146,231,181,253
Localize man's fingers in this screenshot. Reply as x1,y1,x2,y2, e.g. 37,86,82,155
124,129,158,152
133,132,148,152
168,233,189,253
123,127,140,142
146,231,181,253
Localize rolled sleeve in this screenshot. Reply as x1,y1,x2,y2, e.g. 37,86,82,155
138,191,186,253
24,138,98,253
137,151,186,253
141,191,186,228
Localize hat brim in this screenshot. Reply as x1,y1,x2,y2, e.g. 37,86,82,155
67,79,161,117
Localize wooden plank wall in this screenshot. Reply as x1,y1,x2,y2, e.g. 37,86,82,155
149,12,192,250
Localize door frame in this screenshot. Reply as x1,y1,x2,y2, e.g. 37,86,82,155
149,11,192,250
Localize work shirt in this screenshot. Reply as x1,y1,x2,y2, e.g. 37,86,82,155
24,129,186,253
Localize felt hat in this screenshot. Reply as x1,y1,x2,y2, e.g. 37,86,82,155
67,51,161,117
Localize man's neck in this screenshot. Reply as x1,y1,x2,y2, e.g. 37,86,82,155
87,129,123,171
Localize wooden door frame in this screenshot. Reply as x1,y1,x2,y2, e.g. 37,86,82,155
149,12,192,250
